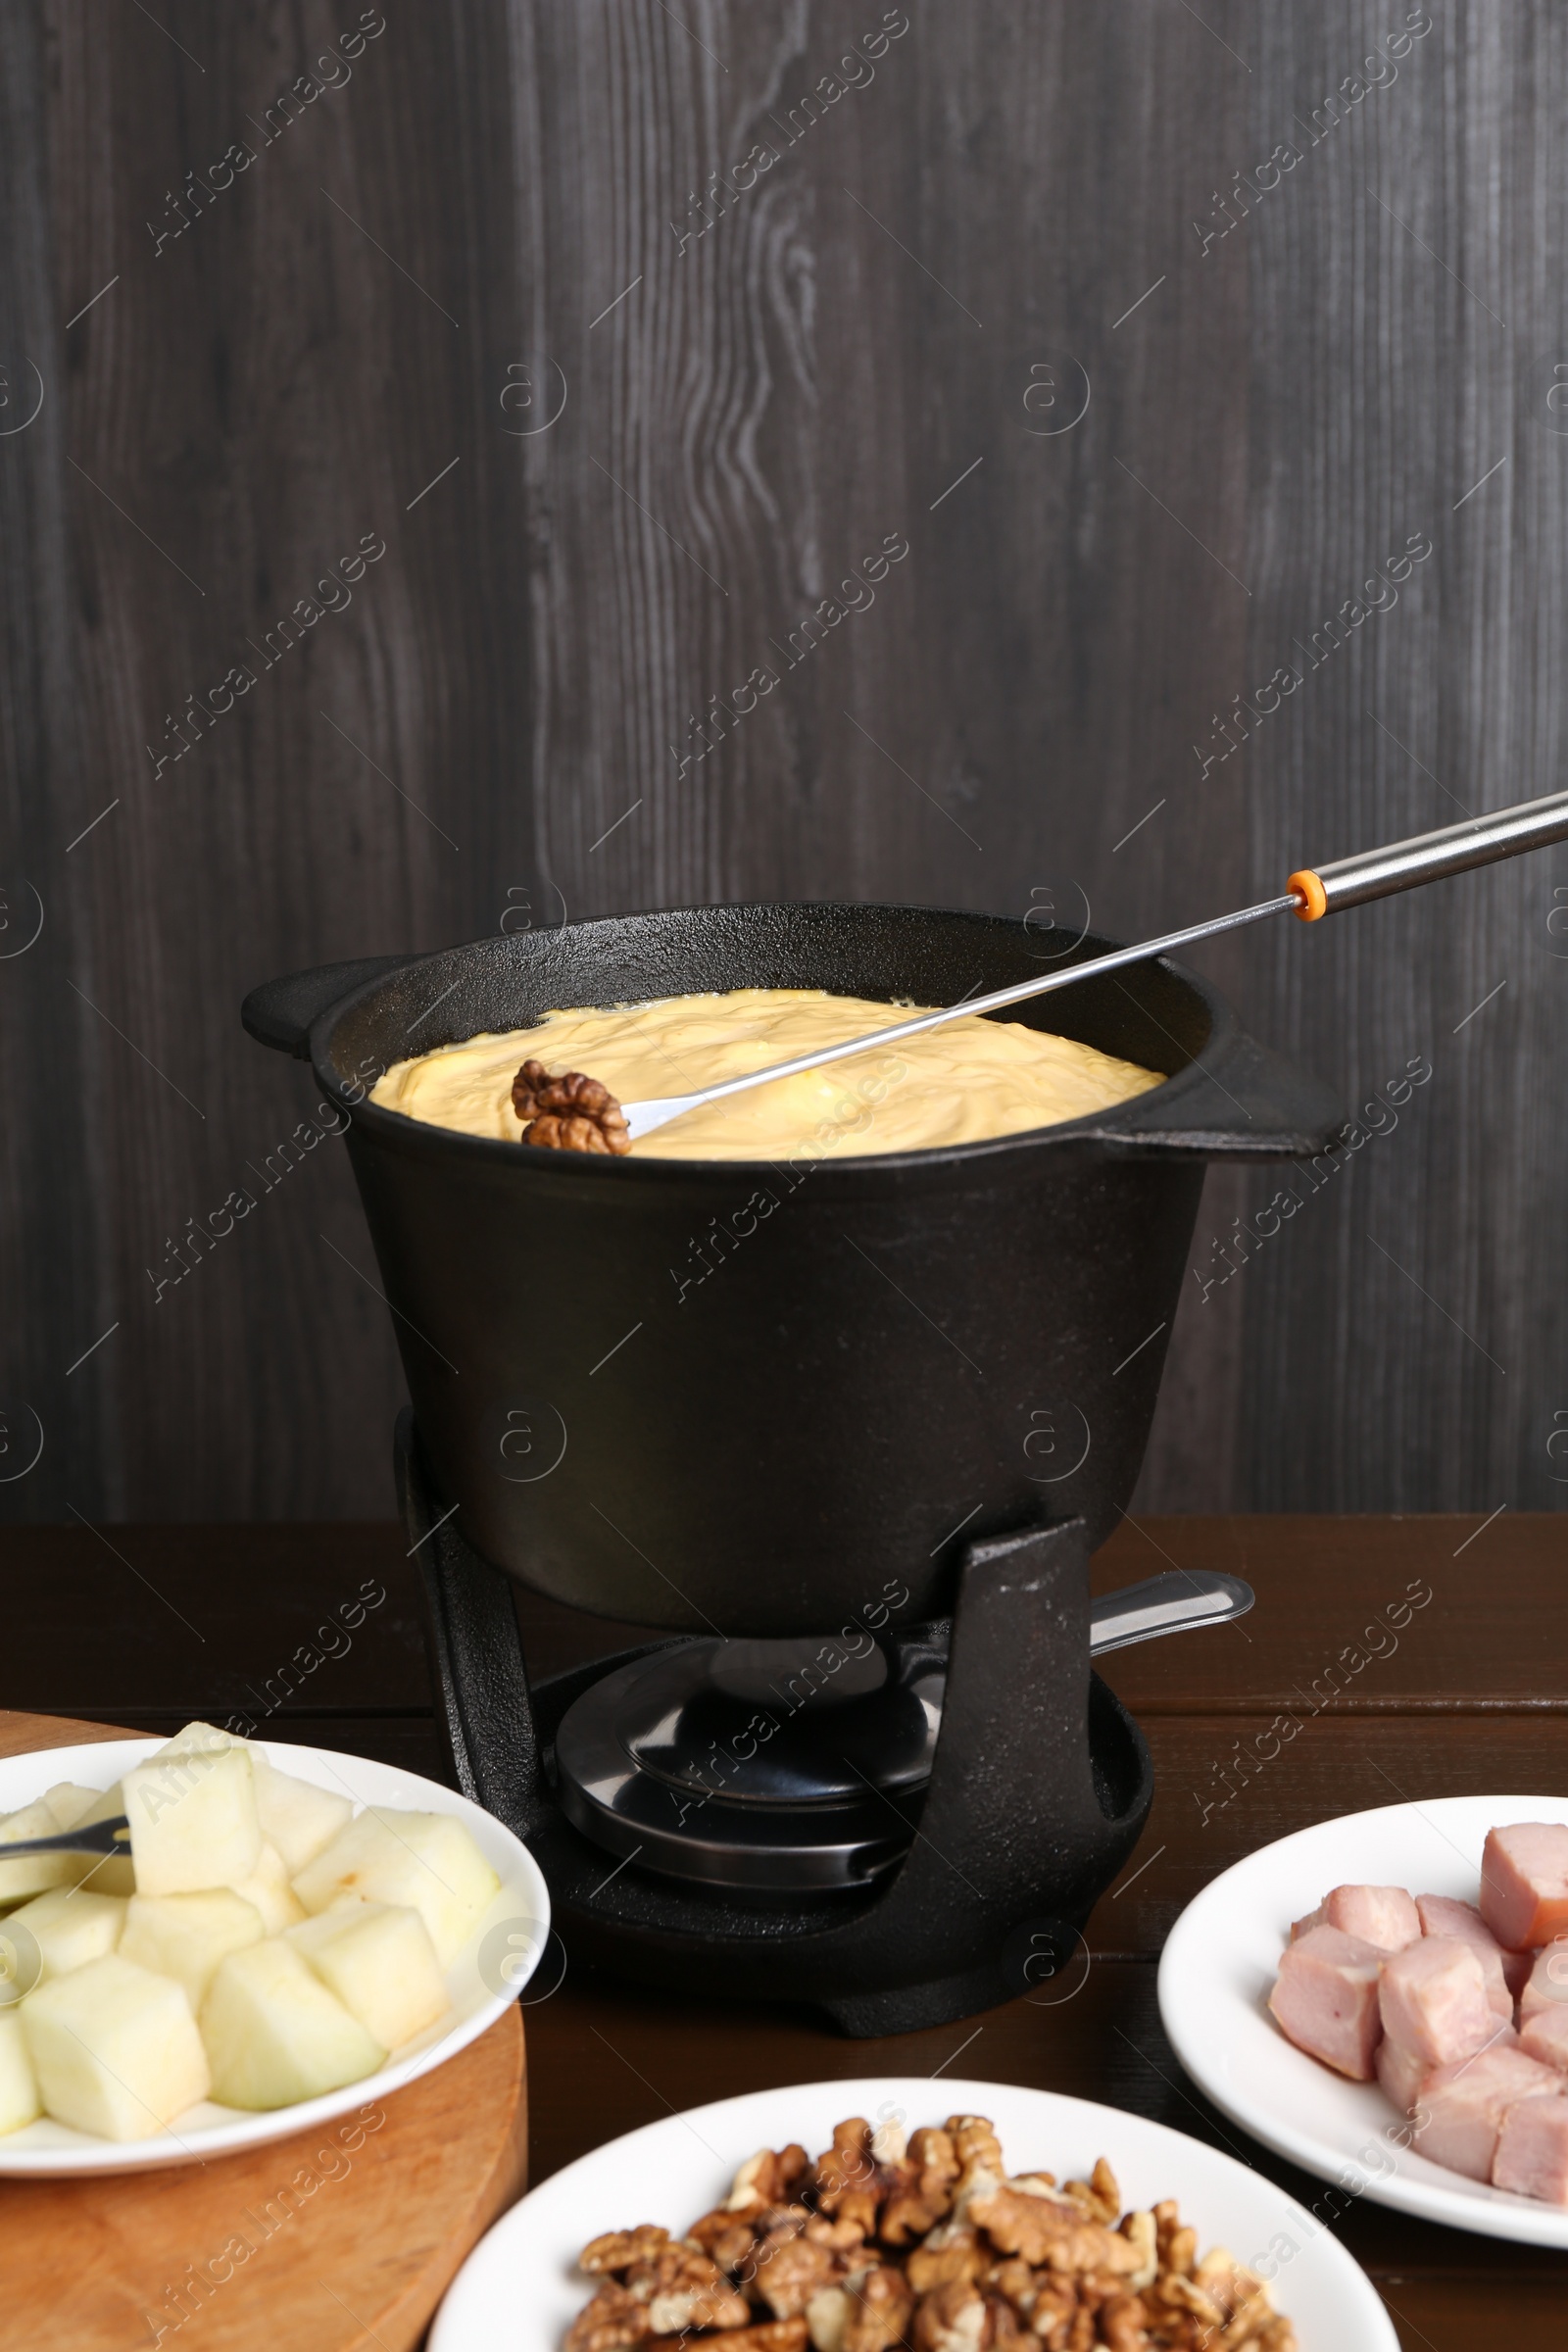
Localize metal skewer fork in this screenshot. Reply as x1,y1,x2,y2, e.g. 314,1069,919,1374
0,1815,130,1859
612,787,1568,1142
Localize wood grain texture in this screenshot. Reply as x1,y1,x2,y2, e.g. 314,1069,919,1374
1,2,1565,1526
0,1707,527,2352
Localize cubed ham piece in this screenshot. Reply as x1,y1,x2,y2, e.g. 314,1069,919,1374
1379,1936,1497,2066
1375,2034,1431,2118
1493,2090,1568,2203
1413,1895,1514,2022
1479,1824,1568,1951
1269,1926,1385,2080
1519,1939,1568,2025
1290,1886,1421,1952
1412,2043,1559,2180
1519,2008,1568,2074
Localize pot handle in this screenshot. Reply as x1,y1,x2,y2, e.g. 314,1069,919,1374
241,955,422,1060
1097,1023,1347,1159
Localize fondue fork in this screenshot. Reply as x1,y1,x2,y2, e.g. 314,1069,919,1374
613,787,1568,1141
0,1814,130,1859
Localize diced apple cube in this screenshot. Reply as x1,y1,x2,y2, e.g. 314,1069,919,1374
42,1783,100,1832
22,1954,210,2141
292,1809,500,1964
1379,1936,1497,2067
0,2011,40,2135
288,1902,448,2050
120,1890,265,2007
69,1784,136,1895
228,1840,305,1935
0,1800,76,1904
1493,2089,1568,2201
6,1887,125,1982
200,1939,383,2110
251,1754,354,1875
1268,1925,1385,2081
154,1720,238,1759
122,1745,262,1895
1480,1824,1568,1951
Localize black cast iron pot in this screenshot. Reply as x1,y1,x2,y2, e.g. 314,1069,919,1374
244,903,1343,1637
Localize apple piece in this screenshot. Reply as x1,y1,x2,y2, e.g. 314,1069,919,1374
0,2011,40,2135
6,1887,125,1983
41,1783,101,1832
229,1840,306,1935
250,1755,353,1876
68,1784,137,1896
122,1744,262,1895
292,1809,500,1964
0,1799,82,1906
22,1954,210,2141
120,1890,265,2007
288,1902,448,2050
154,1720,239,1759
200,1938,383,2110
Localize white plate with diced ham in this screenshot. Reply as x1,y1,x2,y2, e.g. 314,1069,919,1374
1159,1795,1568,2243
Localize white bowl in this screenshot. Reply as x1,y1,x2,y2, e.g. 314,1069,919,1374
430,2074,1397,2350
0,1736,549,2177
1160,1792,1568,2245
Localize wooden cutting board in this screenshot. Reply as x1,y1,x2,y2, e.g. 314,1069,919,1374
0,1709,528,2350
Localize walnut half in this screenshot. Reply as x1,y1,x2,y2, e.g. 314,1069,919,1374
513,1059,631,1153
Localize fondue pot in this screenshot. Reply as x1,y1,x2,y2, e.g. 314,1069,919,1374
245,902,1343,1635
244,902,1344,2033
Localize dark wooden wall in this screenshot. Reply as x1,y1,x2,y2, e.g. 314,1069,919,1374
2,0,1564,1525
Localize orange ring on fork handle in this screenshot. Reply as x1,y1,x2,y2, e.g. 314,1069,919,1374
1287,868,1328,921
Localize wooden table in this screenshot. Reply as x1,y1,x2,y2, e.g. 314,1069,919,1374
3,1511,1565,2346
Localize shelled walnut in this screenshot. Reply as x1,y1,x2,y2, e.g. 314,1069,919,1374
564,2116,1298,2352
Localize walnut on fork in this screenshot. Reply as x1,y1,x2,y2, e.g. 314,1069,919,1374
513,1058,631,1154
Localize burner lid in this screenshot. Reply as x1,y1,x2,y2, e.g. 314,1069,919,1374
554,1635,946,1892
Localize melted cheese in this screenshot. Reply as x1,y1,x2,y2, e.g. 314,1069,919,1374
370,989,1163,1161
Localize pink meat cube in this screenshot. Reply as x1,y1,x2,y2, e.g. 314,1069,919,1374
1269,1926,1385,2080
1480,1824,1568,1951
1519,2008,1568,2074
1376,2034,1431,2118
1412,2043,1558,2180
1291,1886,1420,1952
1519,1939,1568,2025
1493,2090,1568,2203
1414,1895,1514,2021
1379,1936,1496,2066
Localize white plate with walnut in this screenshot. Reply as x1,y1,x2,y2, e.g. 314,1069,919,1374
430,2077,1396,2350
0,1724,549,2176
1159,1793,1568,2245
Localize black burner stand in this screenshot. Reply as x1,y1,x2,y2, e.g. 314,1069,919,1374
398,1413,1152,2035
